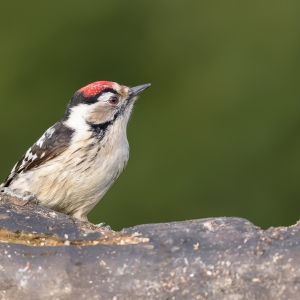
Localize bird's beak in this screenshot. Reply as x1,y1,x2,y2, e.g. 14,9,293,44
129,83,151,99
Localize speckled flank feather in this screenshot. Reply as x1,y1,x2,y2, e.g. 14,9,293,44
0,80,150,221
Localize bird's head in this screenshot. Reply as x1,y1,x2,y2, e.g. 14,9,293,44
64,81,151,127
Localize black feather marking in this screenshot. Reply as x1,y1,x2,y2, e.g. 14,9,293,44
86,120,112,141
76,160,85,167
84,166,91,172
86,101,128,141
71,148,81,155
2,121,74,187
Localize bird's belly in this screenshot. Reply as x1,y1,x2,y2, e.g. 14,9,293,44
77,147,129,199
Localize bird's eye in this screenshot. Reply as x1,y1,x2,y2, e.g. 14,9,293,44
109,96,119,105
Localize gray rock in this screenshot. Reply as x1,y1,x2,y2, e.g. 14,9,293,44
0,192,299,300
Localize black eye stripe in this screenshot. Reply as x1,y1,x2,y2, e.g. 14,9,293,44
97,88,118,98
86,88,118,104
65,89,119,119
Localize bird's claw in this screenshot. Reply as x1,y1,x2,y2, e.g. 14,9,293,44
96,222,111,230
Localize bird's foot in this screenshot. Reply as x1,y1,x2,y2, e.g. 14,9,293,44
0,187,39,206
96,222,111,230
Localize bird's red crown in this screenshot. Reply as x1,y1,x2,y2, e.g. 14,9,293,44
78,81,114,97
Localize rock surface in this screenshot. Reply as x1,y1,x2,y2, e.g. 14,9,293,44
0,192,299,300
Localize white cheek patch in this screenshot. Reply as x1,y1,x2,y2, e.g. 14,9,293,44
65,104,91,131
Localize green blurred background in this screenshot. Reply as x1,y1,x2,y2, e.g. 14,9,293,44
0,1,300,230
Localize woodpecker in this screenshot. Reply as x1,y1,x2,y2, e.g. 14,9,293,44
0,81,151,221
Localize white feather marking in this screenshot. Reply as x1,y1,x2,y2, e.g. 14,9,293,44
36,126,55,147
24,149,37,162
16,148,39,173
11,162,18,173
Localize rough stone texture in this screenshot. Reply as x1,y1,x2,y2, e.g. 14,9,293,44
0,192,299,299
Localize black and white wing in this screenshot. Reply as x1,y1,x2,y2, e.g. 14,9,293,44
1,121,74,187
